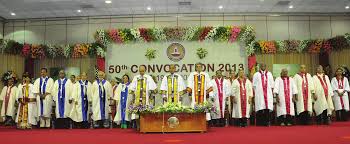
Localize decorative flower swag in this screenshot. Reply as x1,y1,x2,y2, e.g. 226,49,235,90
0,26,350,59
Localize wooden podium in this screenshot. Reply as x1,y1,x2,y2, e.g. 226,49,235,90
139,113,207,133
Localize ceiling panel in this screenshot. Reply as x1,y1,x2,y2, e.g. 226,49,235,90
0,0,349,19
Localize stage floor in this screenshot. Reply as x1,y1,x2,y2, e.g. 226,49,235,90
1,122,350,144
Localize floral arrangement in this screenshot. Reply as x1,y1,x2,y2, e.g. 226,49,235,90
128,104,154,114
275,40,287,53
286,40,299,53
259,41,276,54
229,26,241,42
128,101,216,114
298,40,310,53
21,44,31,57
1,27,350,59
196,47,208,59
72,43,90,58
108,29,123,43
328,36,349,51
95,30,109,46
62,44,72,58
345,33,350,45
308,40,323,53
31,44,45,59
145,48,157,60
193,101,216,113
153,103,192,113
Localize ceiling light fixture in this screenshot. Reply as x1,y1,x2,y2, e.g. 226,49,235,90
77,9,82,13
105,0,112,4
346,6,350,9
289,5,294,9
219,5,223,9
147,6,152,10
10,12,16,16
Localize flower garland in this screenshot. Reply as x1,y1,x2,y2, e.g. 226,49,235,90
298,40,310,53
229,26,241,42
204,26,217,41
183,26,199,41
153,28,166,41
72,43,89,58
199,26,213,41
62,45,72,58
308,40,323,53
21,44,31,57
46,44,58,58
95,30,109,46
259,41,276,54
108,29,123,43
31,44,45,59
196,47,208,59
275,40,287,53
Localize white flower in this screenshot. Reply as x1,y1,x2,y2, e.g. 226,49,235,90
153,28,167,41
130,28,142,41
182,27,199,41
204,27,217,41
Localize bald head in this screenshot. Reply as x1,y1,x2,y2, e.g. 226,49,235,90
169,64,176,74
139,65,146,76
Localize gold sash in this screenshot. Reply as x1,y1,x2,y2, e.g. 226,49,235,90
194,74,205,104
18,85,29,128
167,75,178,103
135,77,147,105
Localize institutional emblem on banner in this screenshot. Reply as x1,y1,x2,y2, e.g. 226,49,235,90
167,43,185,62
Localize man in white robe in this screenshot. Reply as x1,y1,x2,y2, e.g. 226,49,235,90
33,68,54,128
226,70,235,126
70,72,92,129
274,69,298,126
313,65,334,125
53,70,73,129
232,69,253,127
160,64,186,104
210,70,231,127
114,74,131,128
129,66,157,118
294,65,315,125
331,67,350,121
187,63,213,121
252,63,274,126
129,66,157,130
91,71,112,128
0,77,18,126
16,74,37,129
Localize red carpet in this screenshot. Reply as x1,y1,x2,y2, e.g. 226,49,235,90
1,122,350,144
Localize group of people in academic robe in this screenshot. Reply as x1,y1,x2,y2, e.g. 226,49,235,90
1,62,350,130
251,64,350,126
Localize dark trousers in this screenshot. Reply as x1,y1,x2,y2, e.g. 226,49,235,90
55,118,70,129
74,121,90,129
238,118,248,127
4,116,15,126
94,119,109,128
298,111,311,125
277,115,293,125
336,110,348,121
213,118,225,127
256,109,271,126
316,110,329,125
